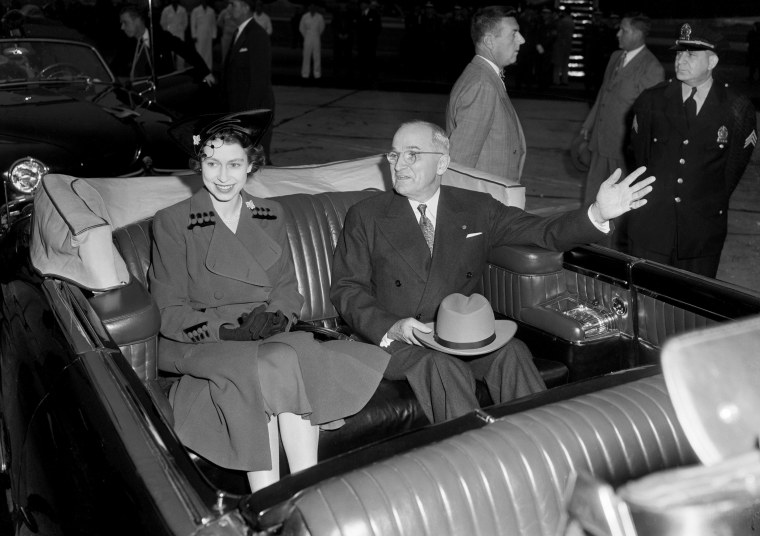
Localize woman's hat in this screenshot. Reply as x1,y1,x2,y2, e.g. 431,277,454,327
168,109,273,159
414,293,517,359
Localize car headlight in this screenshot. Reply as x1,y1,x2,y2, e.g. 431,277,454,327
6,157,48,194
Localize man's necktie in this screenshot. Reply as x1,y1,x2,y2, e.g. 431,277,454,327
611,52,626,79
418,204,434,255
684,86,697,127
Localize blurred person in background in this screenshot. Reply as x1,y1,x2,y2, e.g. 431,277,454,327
222,0,274,163
253,0,272,37
299,2,324,79
580,12,663,211
160,0,188,69
191,0,216,70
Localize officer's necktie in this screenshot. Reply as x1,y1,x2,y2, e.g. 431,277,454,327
684,86,697,127
418,204,434,256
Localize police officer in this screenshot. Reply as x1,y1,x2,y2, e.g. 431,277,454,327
627,23,758,278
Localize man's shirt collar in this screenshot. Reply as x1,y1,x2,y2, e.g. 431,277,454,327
408,188,441,226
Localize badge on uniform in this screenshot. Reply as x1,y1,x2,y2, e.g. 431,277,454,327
717,126,728,148
746,130,758,149
632,114,638,134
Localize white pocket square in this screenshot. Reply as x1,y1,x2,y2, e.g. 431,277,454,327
466,232,482,238
239,47,248,52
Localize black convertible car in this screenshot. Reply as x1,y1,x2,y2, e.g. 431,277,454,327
0,37,194,230
2,165,759,536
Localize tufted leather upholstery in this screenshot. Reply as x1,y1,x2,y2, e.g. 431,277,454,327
278,370,697,536
275,191,379,322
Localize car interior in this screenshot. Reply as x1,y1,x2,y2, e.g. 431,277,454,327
27,170,760,535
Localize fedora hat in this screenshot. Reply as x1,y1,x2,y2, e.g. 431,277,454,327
167,109,273,160
414,293,516,359
570,132,591,172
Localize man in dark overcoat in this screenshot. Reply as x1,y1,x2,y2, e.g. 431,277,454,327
331,120,655,424
627,24,758,277
222,0,275,162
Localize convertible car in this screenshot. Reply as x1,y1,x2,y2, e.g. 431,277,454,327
1,158,759,535
0,37,196,229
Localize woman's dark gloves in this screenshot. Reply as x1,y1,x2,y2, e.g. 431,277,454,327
219,305,291,341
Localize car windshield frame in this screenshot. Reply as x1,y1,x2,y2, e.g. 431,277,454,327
0,37,115,87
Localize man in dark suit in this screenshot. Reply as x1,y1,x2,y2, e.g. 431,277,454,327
222,0,274,162
119,5,214,86
355,0,381,86
331,120,654,423
628,24,757,278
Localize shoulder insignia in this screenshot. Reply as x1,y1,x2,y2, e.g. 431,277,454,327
632,114,638,134
746,130,758,149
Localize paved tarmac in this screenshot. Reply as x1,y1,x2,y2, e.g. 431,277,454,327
270,84,760,293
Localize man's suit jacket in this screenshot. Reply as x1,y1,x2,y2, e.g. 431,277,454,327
628,79,757,258
582,47,664,160
223,18,274,113
446,56,526,182
331,186,605,345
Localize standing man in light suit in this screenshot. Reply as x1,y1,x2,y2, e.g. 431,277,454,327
446,6,526,184
580,12,664,206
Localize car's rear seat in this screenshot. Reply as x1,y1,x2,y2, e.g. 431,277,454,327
106,190,573,470
248,367,698,536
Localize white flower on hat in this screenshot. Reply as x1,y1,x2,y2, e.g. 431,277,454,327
193,135,201,146
245,200,256,210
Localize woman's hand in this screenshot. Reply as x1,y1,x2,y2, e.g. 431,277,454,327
219,306,290,341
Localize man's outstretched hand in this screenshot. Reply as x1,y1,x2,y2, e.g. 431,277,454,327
591,166,655,223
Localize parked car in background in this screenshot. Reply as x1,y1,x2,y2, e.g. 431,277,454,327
0,37,191,232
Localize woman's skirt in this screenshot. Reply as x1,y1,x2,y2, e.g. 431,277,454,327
160,331,390,471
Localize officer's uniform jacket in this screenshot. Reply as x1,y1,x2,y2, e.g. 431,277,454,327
629,78,757,258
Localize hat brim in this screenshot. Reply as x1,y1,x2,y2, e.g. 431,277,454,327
670,42,715,52
167,109,273,159
413,320,517,359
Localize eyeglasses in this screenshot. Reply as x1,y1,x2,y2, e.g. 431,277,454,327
386,150,444,166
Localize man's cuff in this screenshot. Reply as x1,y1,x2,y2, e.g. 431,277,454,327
587,204,610,234
379,333,392,348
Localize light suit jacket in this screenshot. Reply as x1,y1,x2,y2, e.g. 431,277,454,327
446,56,526,182
582,47,664,159
331,186,605,345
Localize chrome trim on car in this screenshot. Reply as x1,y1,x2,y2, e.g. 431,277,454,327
6,157,48,195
